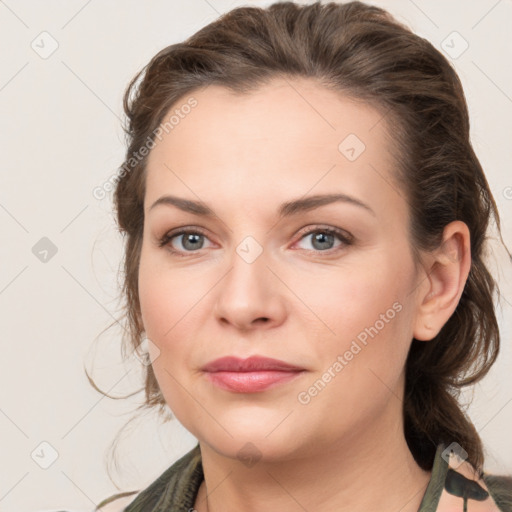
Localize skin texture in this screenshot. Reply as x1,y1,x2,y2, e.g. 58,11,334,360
138,77,471,512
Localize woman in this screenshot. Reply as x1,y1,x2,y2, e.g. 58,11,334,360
95,1,512,511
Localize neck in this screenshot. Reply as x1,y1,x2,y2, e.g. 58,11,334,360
194,403,431,512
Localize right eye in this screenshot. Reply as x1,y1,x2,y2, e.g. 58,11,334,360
158,228,214,256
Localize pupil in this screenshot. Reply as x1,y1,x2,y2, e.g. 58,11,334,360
313,232,333,250
184,233,203,250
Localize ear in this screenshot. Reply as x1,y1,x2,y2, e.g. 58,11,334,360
413,221,471,341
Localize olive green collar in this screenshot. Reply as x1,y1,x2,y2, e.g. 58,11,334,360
123,442,508,512
417,443,449,512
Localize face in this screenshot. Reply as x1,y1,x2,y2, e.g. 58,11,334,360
138,77,423,462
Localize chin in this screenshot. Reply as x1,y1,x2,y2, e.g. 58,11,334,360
193,417,312,465
201,435,297,465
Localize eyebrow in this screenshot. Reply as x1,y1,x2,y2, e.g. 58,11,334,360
148,193,375,218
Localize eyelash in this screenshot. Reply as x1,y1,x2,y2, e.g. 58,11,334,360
157,225,354,257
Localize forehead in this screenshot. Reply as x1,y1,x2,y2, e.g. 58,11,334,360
144,77,401,216
149,77,391,156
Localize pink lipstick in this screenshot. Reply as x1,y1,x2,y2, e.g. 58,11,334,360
202,356,305,393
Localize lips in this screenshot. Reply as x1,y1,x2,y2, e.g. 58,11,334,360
201,356,305,393
202,355,303,372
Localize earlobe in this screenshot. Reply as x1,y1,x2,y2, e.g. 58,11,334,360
412,221,471,342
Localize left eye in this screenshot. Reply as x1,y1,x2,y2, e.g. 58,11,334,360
294,227,352,252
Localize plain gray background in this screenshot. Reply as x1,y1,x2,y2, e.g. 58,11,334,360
1,1,511,510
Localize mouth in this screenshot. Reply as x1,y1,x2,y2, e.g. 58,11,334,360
201,355,305,393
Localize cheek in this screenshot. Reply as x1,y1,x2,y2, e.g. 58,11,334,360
138,257,197,417
138,248,198,339
137,250,209,383
302,265,404,344
138,269,171,340
301,250,415,387
297,296,412,438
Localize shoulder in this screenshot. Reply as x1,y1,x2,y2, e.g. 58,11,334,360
96,444,203,511
437,446,512,512
95,491,140,512
482,473,512,512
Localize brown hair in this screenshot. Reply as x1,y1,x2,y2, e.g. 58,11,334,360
92,1,510,497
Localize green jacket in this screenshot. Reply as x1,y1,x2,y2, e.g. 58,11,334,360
97,443,512,511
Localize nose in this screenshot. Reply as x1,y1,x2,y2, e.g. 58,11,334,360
213,244,287,332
